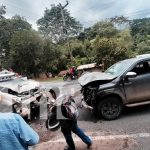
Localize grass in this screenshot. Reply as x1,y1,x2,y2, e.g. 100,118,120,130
34,76,63,82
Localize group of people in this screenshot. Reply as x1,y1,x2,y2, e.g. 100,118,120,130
0,87,92,150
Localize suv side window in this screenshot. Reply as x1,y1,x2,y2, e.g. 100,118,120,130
131,61,150,75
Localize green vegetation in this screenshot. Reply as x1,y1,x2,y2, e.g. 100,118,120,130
0,5,150,77
35,76,63,82
37,4,82,42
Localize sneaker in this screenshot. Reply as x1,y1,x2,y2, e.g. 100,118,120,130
87,142,92,148
64,145,75,150
87,136,92,148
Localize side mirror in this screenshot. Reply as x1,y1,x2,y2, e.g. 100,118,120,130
126,72,137,78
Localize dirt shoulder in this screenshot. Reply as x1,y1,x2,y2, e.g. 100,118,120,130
32,136,137,150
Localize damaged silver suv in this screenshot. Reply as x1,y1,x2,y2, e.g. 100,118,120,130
78,54,150,120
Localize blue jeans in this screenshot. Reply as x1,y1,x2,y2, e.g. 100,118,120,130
61,120,92,149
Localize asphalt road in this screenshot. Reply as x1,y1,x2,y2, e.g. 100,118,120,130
40,80,150,150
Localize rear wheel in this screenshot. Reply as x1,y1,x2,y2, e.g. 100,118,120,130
97,97,123,120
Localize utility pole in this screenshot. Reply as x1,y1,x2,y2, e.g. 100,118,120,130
59,1,73,62
0,49,5,67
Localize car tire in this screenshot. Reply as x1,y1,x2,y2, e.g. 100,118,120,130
45,113,60,130
45,115,60,130
97,97,123,120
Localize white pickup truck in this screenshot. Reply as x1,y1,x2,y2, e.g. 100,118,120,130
0,70,54,120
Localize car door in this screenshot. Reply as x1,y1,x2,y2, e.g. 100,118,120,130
124,60,150,103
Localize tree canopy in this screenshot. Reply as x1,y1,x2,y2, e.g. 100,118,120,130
9,30,42,76
1,4,150,77
0,5,6,19
0,14,31,53
37,4,82,42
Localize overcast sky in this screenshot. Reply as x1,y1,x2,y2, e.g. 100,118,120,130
1,0,150,29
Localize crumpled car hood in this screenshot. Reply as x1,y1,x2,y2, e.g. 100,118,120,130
0,78,40,93
78,72,117,86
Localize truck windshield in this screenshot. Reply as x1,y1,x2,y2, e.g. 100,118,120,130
105,60,133,76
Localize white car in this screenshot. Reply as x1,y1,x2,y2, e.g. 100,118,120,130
0,70,54,119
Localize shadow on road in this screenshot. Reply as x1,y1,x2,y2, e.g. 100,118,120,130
78,104,150,122
121,104,150,119
78,108,100,123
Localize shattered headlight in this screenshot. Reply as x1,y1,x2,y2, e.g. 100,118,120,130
13,102,30,116
12,97,21,103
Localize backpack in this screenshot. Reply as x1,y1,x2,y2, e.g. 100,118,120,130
61,96,79,120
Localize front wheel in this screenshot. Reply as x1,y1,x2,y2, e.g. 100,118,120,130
45,118,60,130
63,75,69,81
97,97,123,120
45,113,60,130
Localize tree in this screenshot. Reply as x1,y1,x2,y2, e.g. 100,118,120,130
0,16,31,51
84,21,118,40
9,30,43,77
0,5,6,20
77,32,93,61
37,4,82,42
11,15,32,31
59,37,93,67
0,19,12,51
93,37,130,68
66,39,85,58
130,18,150,53
77,21,121,65
0,15,32,67
109,16,129,25
130,18,150,37
136,35,150,54
0,5,6,64
39,38,66,74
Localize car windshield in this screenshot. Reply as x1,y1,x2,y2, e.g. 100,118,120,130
105,60,133,76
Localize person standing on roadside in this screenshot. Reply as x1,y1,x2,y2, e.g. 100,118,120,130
0,112,39,150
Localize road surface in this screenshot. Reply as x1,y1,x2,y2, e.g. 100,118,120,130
31,80,150,150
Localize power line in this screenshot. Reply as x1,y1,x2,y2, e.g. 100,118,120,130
79,8,150,26
123,9,150,17
1,1,150,28
70,0,117,14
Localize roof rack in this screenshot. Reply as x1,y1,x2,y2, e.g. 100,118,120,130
0,70,15,81
136,54,150,58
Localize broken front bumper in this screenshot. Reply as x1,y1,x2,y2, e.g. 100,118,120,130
81,98,93,110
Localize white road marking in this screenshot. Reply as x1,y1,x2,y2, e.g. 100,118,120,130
39,132,150,143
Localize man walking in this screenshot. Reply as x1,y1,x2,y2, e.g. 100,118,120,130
60,96,92,150
60,119,92,150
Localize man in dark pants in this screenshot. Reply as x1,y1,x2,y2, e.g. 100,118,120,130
49,88,92,150
60,119,92,150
